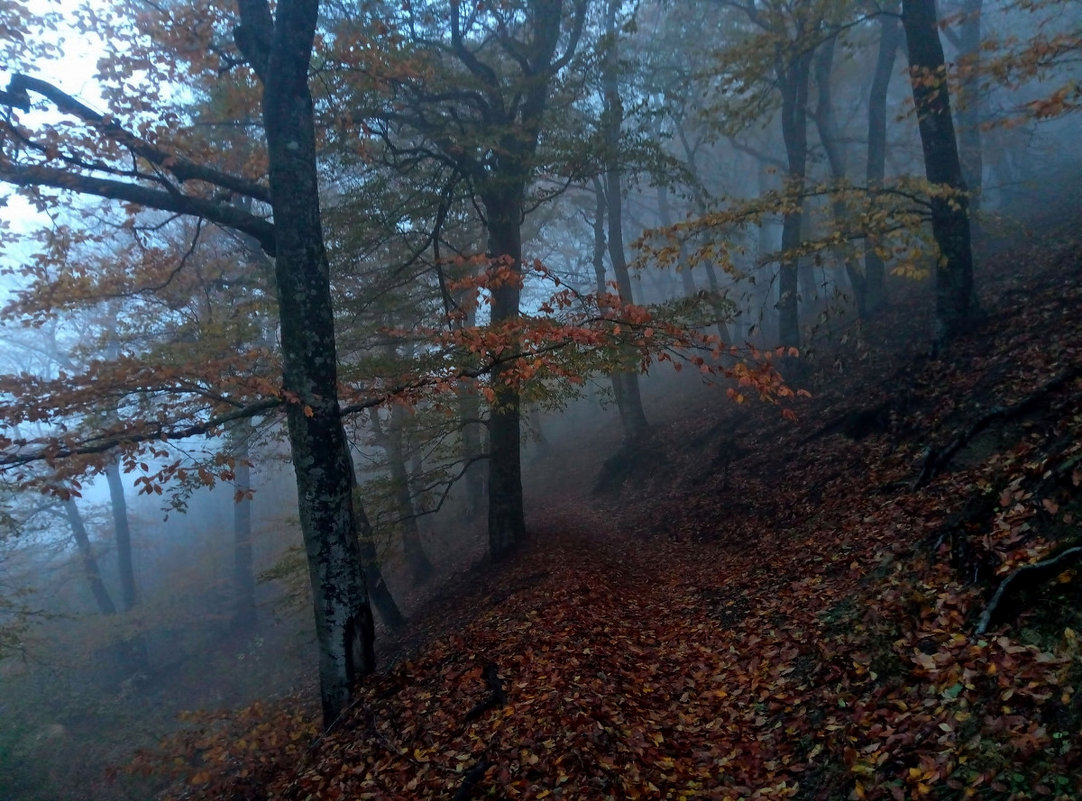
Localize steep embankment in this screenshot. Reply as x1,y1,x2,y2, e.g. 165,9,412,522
140,210,1082,800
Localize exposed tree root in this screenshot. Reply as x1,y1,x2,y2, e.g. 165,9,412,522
453,663,506,801
464,661,506,722
976,546,1082,635
913,363,1082,489
451,758,492,801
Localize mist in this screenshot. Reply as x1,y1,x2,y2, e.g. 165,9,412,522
1,0,1080,798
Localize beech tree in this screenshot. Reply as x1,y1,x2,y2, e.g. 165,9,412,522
346,0,588,558
863,7,904,316
0,0,375,725
599,0,650,443
901,0,977,343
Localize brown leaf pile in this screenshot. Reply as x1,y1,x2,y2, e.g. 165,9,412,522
139,216,1082,801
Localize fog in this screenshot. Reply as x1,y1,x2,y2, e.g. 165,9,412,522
0,0,1079,797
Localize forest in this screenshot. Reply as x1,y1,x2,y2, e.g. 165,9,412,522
0,0,1079,798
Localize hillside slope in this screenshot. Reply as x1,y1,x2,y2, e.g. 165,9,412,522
139,210,1082,801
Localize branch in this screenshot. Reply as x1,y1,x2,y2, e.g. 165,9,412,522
233,0,275,81
726,135,788,171
450,1,501,90
549,0,588,74
0,399,282,469
0,160,277,255
5,75,271,203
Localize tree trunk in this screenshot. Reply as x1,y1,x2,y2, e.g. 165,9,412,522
656,184,697,298
352,488,406,630
453,0,582,560
602,0,649,443
103,457,136,611
813,35,866,317
458,382,485,522
901,0,977,344
370,405,434,585
672,117,730,341
65,499,117,616
865,10,903,315
483,202,527,560
776,50,811,349
235,0,374,727
591,176,608,296
229,419,257,630
102,332,138,612
456,300,486,521
955,0,984,234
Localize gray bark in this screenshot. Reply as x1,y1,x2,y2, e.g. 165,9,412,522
954,0,984,230
865,10,903,315
901,0,977,344
370,406,434,585
235,0,375,726
776,48,812,348
65,499,117,617
813,35,865,317
602,0,649,443
229,420,256,629
103,457,136,611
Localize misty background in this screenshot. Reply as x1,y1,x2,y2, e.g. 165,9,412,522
0,0,1078,798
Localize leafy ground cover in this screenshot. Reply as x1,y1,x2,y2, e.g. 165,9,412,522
132,200,1082,800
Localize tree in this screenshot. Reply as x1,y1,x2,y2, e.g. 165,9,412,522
63,498,117,617
232,0,377,725
715,0,820,349
600,0,650,443
367,402,435,586
942,0,984,227
0,0,376,726
900,0,977,343
357,0,588,558
863,6,904,315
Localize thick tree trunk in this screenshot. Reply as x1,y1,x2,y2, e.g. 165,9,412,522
865,11,903,315
65,499,117,617
450,0,582,560
103,457,136,611
902,0,977,344
235,0,375,727
483,204,526,560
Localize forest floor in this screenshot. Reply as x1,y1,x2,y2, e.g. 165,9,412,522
134,194,1082,801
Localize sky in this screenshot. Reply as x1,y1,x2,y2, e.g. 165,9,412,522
0,0,107,281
